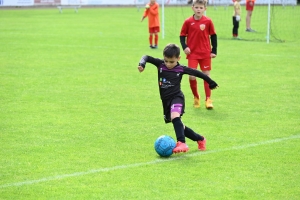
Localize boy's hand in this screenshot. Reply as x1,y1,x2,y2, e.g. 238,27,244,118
184,47,191,55
138,66,144,73
210,53,216,58
209,80,218,89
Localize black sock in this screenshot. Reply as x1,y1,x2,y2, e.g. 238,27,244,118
172,117,185,143
184,126,204,141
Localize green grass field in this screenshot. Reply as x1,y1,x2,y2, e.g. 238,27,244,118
0,6,300,199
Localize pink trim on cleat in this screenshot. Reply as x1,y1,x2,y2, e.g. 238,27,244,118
173,141,189,154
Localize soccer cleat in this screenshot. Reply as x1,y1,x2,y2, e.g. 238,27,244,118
232,36,242,40
197,138,206,151
153,45,158,49
205,98,213,109
173,141,189,154
246,28,256,32
150,45,154,49
193,97,200,108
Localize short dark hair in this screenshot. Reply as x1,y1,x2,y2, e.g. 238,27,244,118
193,0,207,7
163,43,180,58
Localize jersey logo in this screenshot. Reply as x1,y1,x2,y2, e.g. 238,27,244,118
200,24,205,31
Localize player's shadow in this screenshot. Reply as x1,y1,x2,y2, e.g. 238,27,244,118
190,107,229,121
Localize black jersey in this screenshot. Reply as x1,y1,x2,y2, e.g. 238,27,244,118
139,55,214,100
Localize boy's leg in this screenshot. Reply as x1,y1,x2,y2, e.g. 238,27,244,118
236,21,239,36
200,58,213,109
170,99,189,153
154,26,160,48
154,33,158,47
172,117,185,143
188,59,200,108
184,126,206,151
172,117,189,153
148,27,153,47
233,16,238,37
149,34,153,47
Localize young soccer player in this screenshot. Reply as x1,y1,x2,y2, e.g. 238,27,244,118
137,43,218,154
180,0,217,109
245,0,256,32
232,0,242,39
141,0,160,49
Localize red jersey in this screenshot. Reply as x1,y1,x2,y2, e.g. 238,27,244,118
143,2,160,28
180,15,216,59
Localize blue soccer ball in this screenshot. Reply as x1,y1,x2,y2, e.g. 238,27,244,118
154,135,176,157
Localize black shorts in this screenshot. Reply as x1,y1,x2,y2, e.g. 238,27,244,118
162,95,185,123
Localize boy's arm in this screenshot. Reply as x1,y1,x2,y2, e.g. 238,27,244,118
138,55,148,69
141,7,149,21
180,36,188,51
138,55,161,72
210,34,217,55
184,67,218,89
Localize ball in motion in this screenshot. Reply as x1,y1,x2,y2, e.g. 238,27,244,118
154,135,176,157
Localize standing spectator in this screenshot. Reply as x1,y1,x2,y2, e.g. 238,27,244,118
245,0,256,32
141,0,160,49
179,0,218,109
233,0,242,39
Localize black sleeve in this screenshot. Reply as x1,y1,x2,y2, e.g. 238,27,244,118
210,34,217,55
180,36,188,51
138,55,163,68
184,67,218,89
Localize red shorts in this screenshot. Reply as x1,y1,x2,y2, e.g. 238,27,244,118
188,58,211,71
246,1,255,11
149,26,160,34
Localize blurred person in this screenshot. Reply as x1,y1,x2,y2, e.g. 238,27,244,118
141,0,160,49
245,0,256,32
232,0,242,39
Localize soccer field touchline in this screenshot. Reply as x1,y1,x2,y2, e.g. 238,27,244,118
1,134,299,189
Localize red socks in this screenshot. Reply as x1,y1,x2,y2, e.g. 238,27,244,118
149,35,153,46
154,34,158,46
189,79,199,99
204,81,211,100
190,79,211,100
149,34,158,46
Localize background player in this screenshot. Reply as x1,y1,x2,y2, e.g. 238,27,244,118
141,0,160,49
245,0,256,32
180,0,217,109
232,0,242,39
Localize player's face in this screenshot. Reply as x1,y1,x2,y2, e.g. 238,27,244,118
164,56,180,69
192,3,206,19
150,0,155,5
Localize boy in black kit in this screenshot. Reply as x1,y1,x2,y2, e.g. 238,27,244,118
137,43,218,154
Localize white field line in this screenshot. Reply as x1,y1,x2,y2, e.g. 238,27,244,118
1,134,299,189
